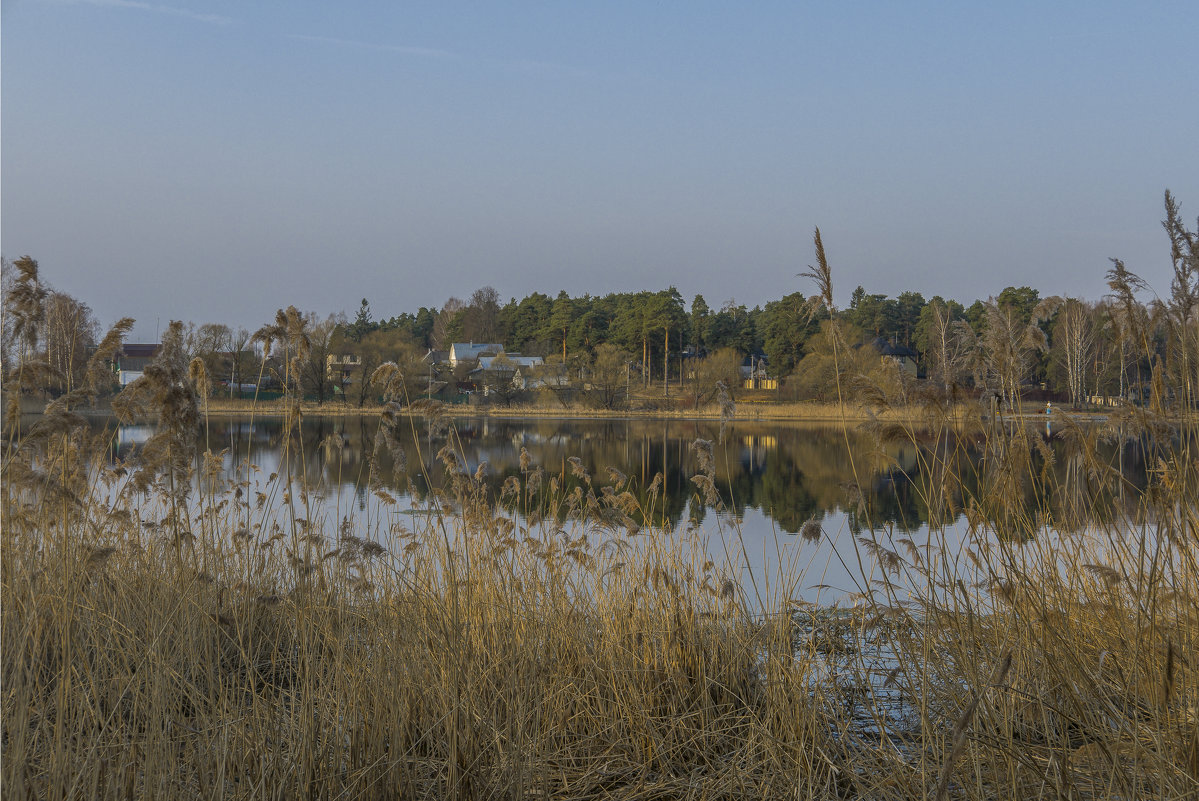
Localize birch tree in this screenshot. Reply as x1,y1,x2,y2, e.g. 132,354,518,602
919,298,976,393
977,298,1051,415
1050,298,1096,409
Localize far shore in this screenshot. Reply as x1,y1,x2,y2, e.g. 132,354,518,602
193,397,960,423
183,397,1119,426
14,394,1146,426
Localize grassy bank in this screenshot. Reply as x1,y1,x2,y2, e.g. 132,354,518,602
3,386,1197,798
196,395,987,424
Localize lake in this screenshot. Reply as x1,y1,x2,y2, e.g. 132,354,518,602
98,413,1157,604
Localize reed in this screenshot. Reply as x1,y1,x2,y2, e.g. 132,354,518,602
2,404,848,798
3,278,1197,798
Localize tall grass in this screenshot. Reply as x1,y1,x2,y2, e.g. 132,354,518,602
3,315,1197,798
2,406,850,798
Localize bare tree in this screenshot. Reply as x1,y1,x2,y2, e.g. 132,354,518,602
464,286,503,343
1050,298,1096,409
43,291,99,394
1,260,21,370
299,313,344,403
924,300,977,394
228,327,253,393
586,344,630,410
431,297,465,350
977,298,1050,415
191,323,232,395
346,329,417,407
688,347,742,408
476,353,524,406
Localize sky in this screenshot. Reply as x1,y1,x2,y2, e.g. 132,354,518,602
3,1,1197,342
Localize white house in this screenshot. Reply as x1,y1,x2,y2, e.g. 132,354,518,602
449,343,503,368
115,344,160,386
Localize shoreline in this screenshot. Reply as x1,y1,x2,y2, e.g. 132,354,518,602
196,398,961,424
58,397,1127,427
17,395,1155,427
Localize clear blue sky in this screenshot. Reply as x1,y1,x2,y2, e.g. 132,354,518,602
3,1,1196,341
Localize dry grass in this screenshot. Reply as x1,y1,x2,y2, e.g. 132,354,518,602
2,425,850,799
3,340,1198,799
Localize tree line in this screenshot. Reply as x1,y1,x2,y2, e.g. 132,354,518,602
3,191,1196,410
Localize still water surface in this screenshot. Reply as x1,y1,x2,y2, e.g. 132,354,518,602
104,414,1154,603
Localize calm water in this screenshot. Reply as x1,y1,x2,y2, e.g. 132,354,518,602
100,414,1156,602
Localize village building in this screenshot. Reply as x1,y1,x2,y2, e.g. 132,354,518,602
868,337,920,376
471,354,545,392
114,344,161,386
448,342,503,368
326,352,362,386
740,354,778,390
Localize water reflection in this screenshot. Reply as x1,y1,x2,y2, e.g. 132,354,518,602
98,414,1155,538
87,414,1172,605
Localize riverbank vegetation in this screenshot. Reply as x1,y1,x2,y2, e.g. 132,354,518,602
4,192,1196,416
3,210,1197,797
2,328,1197,798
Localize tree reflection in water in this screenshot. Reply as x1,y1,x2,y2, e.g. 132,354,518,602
100,414,1155,540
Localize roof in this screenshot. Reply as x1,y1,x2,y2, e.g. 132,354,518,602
119,344,161,359
449,343,503,361
474,355,544,372
869,337,919,360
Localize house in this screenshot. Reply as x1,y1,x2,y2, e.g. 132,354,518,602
740,355,778,390
868,338,919,376
521,360,569,391
422,349,449,366
448,342,503,368
471,354,545,391
115,344,160,386
326,353,362,386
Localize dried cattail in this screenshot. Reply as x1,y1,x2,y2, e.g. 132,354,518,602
369,362,402,400
800,517,823,542
690,473,722,508
1083,563,1123,587
188,357,210,400
605,466,627,488
857,536,903,575
567,456,589,482
500,475,521,503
